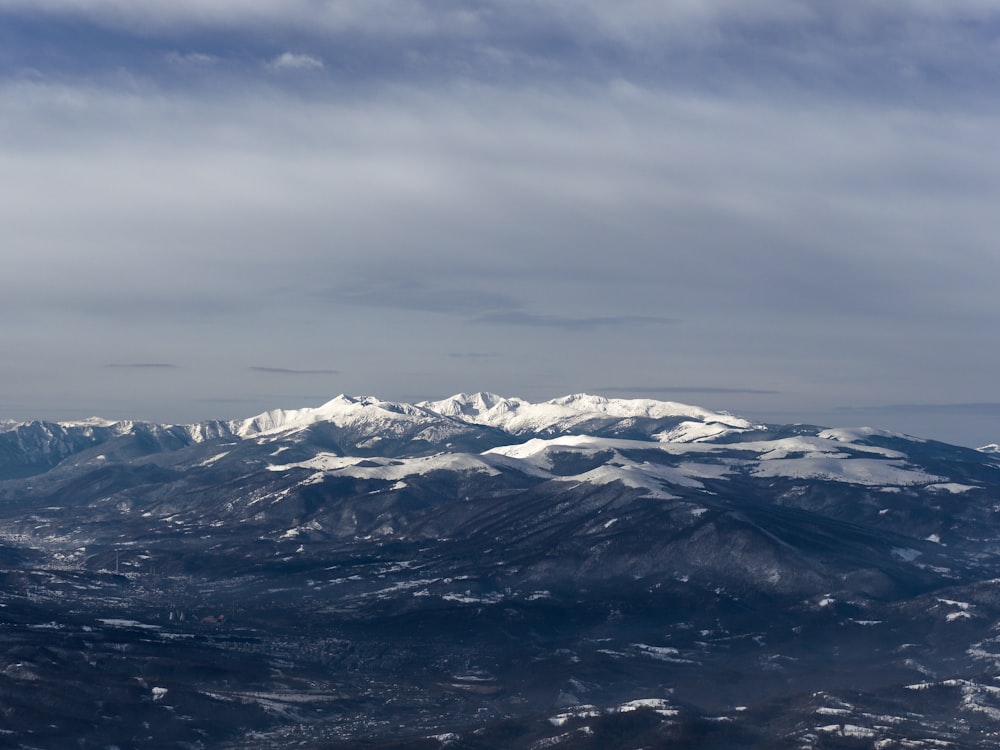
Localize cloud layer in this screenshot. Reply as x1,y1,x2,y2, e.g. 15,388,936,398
1,3,998,445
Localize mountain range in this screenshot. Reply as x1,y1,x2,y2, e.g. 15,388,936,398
2,393,1000,748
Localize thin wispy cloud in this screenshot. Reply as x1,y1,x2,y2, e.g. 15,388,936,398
472,312,676,331
330,282,672,330
836,403,1000,416
248,367,340,375
331,283,519,317
165,51,216,66
267,52,324,71
106,363,178,369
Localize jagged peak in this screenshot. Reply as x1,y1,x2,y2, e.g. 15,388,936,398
419,392,523,418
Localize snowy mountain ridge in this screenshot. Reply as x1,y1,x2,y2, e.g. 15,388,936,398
4,394,998,496
225,391,757,444
0,393,758,480
2,392,755,444
6,396,997,457
418,392,753,438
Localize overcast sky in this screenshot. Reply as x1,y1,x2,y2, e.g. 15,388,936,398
2,1,999,446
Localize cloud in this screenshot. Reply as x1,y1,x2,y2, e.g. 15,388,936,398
329,282,519,317
472,312,676,331
4,1,1000,98
106,363,178,369
0,1,463,36
248,367,339,375
328,279,673,330
7,1,999,39
267,52,324,71
835,403,1000,416
165,51,216,66
1,4,999,444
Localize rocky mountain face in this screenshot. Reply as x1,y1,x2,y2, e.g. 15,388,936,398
2,394,1000,748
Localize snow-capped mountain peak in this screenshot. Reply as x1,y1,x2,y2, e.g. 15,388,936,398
547,393,750,425
420,391,753,439
229,394,448,438
418,392,524,421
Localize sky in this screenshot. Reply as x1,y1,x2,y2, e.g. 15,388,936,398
1,1,999,447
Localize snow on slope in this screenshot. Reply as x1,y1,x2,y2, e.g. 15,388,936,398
231,395,411,437
218,391,759,445
4,393,960,497
262,422,945,498
228,394,469,443
483,433,941,491
268,451,502,482
419,392,753,439
751,457,939,486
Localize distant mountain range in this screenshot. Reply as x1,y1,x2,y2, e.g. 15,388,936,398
2,394,1000,748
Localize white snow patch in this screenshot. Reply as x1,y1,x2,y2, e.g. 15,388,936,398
98,619,161,630
751,457,939,486
614,698,678,716
194,451,229,468
632,643,682,661
484,434,607,461
280,520,323,539
271,452,500,480
527,591,553,600
816,724,876,739
653,420,748,443
927,483,977,493
938,598,970,610
442,592,504,605
819,426,923,445
549,705,601,726
548,698,677,728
